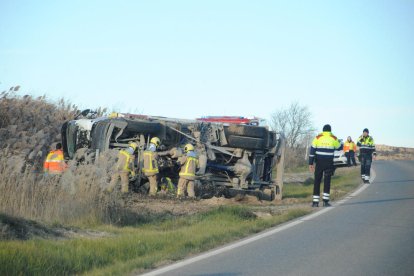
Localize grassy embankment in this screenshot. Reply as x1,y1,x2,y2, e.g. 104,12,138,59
0,167,361,276
283,166,361,203
1,207,308,275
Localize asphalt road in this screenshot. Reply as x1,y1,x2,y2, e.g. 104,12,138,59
143,160,414,276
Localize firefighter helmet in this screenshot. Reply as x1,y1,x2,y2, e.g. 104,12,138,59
150,137,161,148
184,143,194,153
129,142,138,151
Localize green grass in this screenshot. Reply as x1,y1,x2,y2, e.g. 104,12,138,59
283,167,361,202
0,168,361,275
0,206,310,276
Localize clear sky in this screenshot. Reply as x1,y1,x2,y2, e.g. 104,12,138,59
1,1,413,147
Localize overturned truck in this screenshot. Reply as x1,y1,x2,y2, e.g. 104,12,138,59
61,111,285,201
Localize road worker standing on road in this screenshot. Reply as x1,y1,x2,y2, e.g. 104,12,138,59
344,136,357,166
143,137,161,196
106,142,137,194
309,124,342,207
43,143,67,175
357,128,376,183
177,143,199,199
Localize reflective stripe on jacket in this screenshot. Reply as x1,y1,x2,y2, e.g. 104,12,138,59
179,155,199,180
43,149,67,174
309,132,342,165
357,135,376,155
116,149,134,172
343,141,356,152
143,151,159,175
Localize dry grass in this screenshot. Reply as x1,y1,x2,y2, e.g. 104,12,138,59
0,90,123,226
0,148,131,225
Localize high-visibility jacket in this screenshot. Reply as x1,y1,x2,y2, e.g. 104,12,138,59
142,150,159,176
115,149,135,173
343,141,356,153
43,149,67,174
309,131,342,165
160,177,176,192
357,135,376,156
178,153,199,180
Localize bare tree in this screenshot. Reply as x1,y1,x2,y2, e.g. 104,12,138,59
271,102,315,148
271,102,315,169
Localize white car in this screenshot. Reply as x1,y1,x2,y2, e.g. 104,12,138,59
334,149,348,166
334,140,347,166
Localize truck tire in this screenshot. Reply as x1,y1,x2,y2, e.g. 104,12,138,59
227,135,266,150
267,132,277,148
224,125,268,138
91,121,112,151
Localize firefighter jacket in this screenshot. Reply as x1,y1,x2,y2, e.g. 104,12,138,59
309,131,342,165
160,177,176,192
178,151,200,181
43,149,67,174
115,149,135,173
343,141,357,153
143,149,159,176
357,135,376,156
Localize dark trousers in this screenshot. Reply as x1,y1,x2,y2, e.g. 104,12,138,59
360,154,372,176
313,159,334,200
345,150,357,166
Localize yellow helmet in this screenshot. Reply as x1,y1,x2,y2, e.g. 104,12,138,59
150,137,161,148
129,142,138,151
184,143,194,153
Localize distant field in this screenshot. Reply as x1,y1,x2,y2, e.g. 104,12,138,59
376,144,414,160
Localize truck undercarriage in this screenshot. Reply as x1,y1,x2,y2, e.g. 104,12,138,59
61,111,285,200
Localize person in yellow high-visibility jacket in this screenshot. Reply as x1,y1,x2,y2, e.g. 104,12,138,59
143,137,161,196
343,136,357,166
357,128,376,183
106,142,137,194
177,144,199,198
309,124,342,207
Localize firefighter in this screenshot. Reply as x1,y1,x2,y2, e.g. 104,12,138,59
159,177,176,195
106,142,137,194
309,124,342,207
143,137,161,196
177,143,199,198
43,143,67,175
344,136,357,166
357,128,376,183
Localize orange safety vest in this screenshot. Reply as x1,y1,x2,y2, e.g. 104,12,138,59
43,149,67,174
343,141,356,152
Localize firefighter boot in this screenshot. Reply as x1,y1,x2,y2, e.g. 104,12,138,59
312,202,319,208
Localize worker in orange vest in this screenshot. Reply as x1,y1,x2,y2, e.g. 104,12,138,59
43,143,67,175
343,136,357,166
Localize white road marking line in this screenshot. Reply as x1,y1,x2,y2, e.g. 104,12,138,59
139,168,376,276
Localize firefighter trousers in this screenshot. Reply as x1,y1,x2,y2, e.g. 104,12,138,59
147,175,158,196
107,172,129,193
177,178,195,198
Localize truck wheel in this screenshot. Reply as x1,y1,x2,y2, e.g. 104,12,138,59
227,135,266,150
224,125,268,138
267,132,277,148
91,121,112,151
